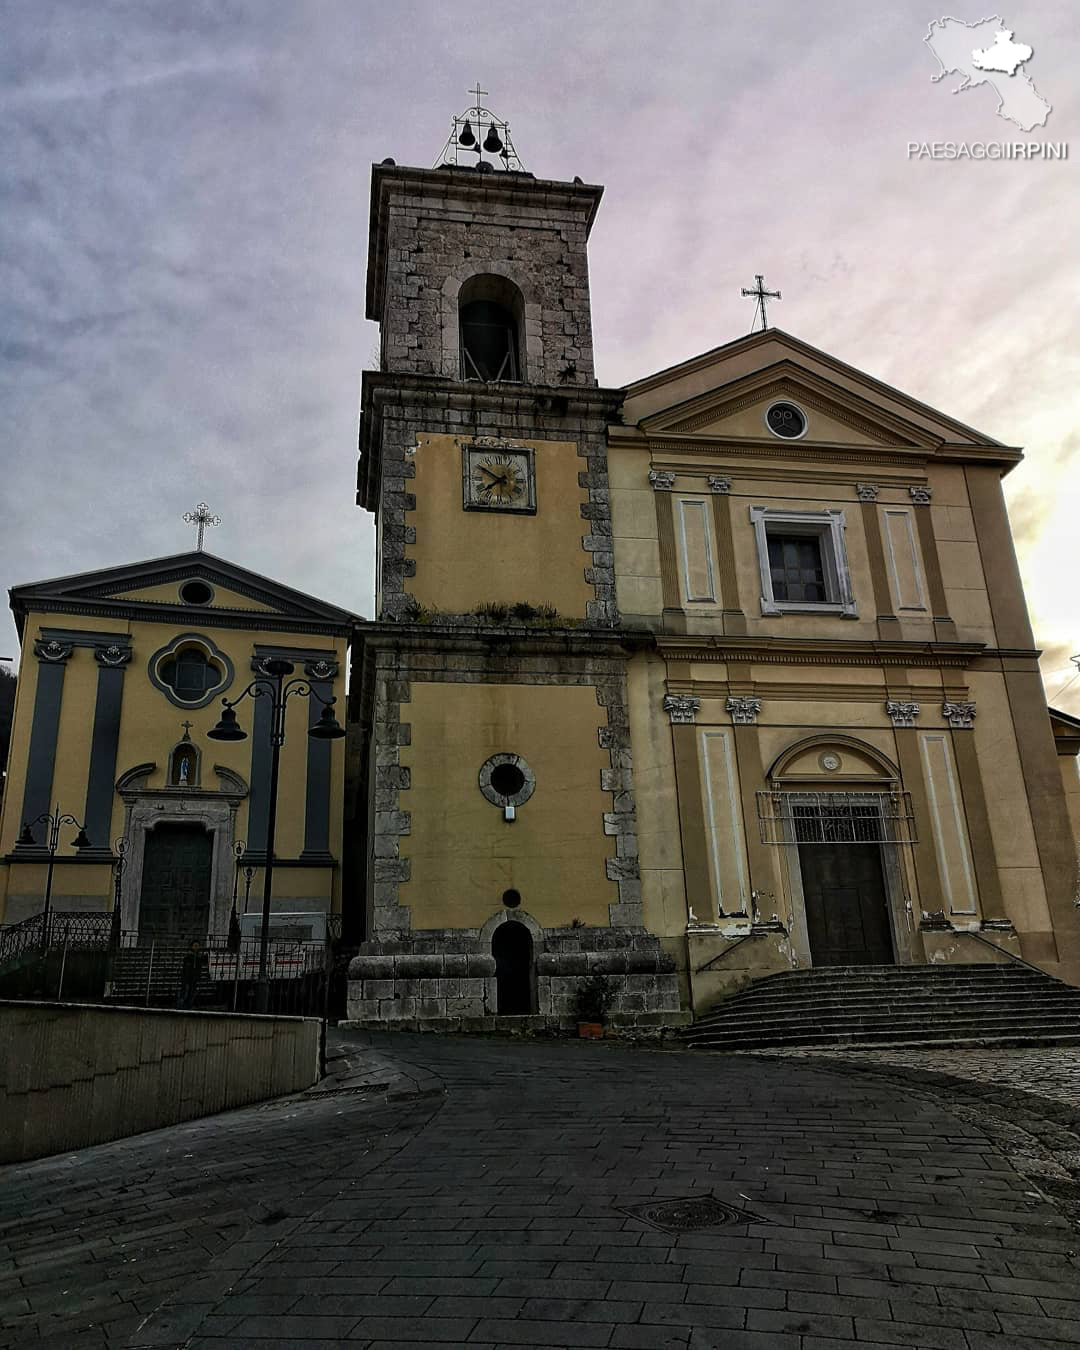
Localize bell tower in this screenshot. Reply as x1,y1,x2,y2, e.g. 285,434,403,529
348,95,683,1034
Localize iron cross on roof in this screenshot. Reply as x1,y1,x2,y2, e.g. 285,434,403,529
183,501,220,550
741,274,781,332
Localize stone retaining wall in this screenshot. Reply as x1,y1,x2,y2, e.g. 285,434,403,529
0,1001,321,1164
346,924,688,1035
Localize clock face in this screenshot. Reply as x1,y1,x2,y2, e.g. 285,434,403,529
463,446,535,513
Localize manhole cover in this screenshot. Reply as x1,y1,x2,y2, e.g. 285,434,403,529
618,1195,765,1233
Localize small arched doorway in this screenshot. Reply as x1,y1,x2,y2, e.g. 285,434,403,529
492,920,535,1014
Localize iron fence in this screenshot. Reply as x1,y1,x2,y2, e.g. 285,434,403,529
0,917,354,1018
756,788,917,845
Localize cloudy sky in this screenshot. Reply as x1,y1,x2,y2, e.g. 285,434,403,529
2,1,1077,708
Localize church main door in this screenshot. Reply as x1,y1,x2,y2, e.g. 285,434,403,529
492,921,535,1014
140,824,213,939
799,842,893,966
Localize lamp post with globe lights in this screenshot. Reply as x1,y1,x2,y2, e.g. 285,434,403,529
207,658,344,1011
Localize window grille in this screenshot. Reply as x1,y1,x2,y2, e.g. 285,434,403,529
756,789,916,845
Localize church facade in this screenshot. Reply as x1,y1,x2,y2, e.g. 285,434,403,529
346,147,1080,1028
0,554,353,942
3,123,1077,1029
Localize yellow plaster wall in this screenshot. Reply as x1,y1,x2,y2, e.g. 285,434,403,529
627,655,686,937
119,583,278,612
1059,755,1080,880
610,444,663,619
407,434,593,618
968,669,1050,932
0,656,39,857
689,400,877,445
400,681,615,930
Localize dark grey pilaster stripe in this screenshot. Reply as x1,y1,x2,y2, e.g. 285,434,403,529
301,679,332,859
19,661,67,835
82,665,125,854
247,687,273,854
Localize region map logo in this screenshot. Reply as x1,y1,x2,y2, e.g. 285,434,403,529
909,14,1064,159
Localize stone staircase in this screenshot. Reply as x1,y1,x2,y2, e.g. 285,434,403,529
107,943,211,1006
682,963,1080,1052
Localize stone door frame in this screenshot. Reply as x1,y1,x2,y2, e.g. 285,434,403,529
117,763,247,939
779,794,915,968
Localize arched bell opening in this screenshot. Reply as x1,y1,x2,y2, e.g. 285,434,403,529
492,919,536,1015
459,274,525,382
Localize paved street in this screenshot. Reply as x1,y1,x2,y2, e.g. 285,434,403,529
3,1032,1080,1349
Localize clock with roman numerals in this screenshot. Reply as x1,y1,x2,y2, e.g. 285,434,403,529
462,441,536,514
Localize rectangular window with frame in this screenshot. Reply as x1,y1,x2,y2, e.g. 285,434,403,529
750,507,857,617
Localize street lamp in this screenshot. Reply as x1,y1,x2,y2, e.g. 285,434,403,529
207,657,344,1011
17,806,93,947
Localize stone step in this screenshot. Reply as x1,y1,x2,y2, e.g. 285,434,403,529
691,992,1080,1025
734,966,1053,990
728,1033,1080,1053
684,1012,1080,1044
687,1011,1080,1041
683,962,1080,1052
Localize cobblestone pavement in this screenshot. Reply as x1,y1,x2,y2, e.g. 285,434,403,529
745,1045,1080,1236
750,1047,1080,1112
3,1031,1080,1349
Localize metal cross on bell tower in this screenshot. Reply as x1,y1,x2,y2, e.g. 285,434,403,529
183,501,220,550
741,274,781,333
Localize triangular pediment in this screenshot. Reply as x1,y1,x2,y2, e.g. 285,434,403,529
10,552,356,637
624,330,1008,455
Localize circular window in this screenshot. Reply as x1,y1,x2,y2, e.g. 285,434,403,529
765,401,808,440
478,753,536,808
502,888,522,909
179,579,214,606
490,762,526,797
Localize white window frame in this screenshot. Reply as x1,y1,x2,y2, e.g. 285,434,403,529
749,506,857,618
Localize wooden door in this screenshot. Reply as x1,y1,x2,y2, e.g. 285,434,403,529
140,825,212,939
799,842,893,966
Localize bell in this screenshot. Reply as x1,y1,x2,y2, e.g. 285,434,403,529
483,125,503,153
17,823,35,847
458,119,476,148
73,828,93,850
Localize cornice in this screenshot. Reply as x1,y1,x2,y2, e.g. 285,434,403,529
354,621,648,661
358,372,625,512
645,438,930,469
655,635,988,670
16,597,352,639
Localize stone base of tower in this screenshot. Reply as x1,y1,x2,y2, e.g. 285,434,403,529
345,926,688,1037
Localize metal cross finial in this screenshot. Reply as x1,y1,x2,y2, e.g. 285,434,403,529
183,501,220,550
469,82,489,108
180,720,194,740
741,274,782,333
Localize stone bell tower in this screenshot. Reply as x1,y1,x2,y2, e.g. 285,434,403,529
347,94,683,1034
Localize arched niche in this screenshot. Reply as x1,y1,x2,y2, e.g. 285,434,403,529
768,733,900,786
169,740,201,787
